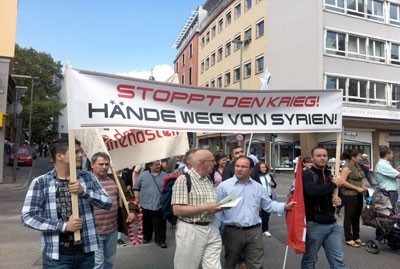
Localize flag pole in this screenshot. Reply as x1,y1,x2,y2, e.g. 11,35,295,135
247,133,253,156
68,129,81,240
282,245,289,269
333,131,342,198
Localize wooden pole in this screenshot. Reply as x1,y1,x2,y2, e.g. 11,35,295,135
110,166,130,213
333,131,342,198
68,129,81,240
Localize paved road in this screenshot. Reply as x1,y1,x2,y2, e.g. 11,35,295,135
1,160,399,268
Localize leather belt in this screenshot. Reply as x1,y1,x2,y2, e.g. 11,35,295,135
178,218,210,226
225,223,261,230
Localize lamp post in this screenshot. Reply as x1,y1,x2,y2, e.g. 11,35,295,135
11,74,39,144
231,39,243,89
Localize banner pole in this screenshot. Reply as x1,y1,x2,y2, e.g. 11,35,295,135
68,129,81,241
247,133,254,156
110,165,130,213
333,131,342,198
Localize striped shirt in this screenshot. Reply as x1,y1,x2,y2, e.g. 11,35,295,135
94,176,119,235
21,169,112,260
171,168,216,223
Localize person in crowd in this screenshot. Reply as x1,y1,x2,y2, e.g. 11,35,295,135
375,146,400,212
251,161,277,237
91,152,138,268
171,148,199,175
216,157,294,269
340,149,367,248
212,153,227,187
302,157,313,170
301,146,345,269
172,149,222,269
133,160,168,248
21,138,112,268
360,153,373,187
222,146,245,180
248,150,259,166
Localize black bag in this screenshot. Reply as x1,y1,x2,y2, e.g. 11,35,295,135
160,173,192,222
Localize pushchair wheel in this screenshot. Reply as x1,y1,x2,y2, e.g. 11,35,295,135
366,240,380,254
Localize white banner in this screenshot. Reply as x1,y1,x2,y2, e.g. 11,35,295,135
64,68,342,133
75,129,189,171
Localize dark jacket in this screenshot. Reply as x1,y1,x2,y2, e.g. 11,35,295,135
303,166,337,224
222,161,236,181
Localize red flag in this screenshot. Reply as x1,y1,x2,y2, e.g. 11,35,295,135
285,157,306,254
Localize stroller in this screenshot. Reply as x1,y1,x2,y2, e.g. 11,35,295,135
361,188,400,254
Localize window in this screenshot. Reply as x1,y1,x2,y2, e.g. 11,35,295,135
235,3,242,20
324,0,345,13
182,54,185,67
218,18,224,32
245,0,252,11
326,31,345,56
200,61,204,74
201,36,205,48
244,61,252,78
234,66,241,83
211,25,216,39
217,76,222,88
175,62,179,73
347,0,365,17
326,76,346,101
205,57,210,70
225,42,232,57
189,43,193,58
390,3,400,26
367,0,384,22
218,46,223,62
181,75,185,84
393,84,400,107
369,81,386,105
225,71,231,86
206,31,210,44
188,67,193,85
256,20,264,38
226,11,232,26
391,43,400,65
210,79,215,88
233,36,242,51
256,56,264,73
349,78,367,103
368,39,385,63
211,51,216,66
348,34,366,59
244,28,252,44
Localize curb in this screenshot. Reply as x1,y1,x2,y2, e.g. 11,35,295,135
0,168,33,192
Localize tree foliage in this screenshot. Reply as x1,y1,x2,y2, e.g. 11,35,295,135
10,44,66,143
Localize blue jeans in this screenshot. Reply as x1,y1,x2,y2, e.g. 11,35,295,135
301,221,346,269
388,191,399,213
43,252,94,269
95,229,118,269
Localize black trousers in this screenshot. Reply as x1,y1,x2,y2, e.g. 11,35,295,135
260,210,270,232
343,193,363,241
142,208,166,244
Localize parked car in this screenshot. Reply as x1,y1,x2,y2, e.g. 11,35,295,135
8,146,33,166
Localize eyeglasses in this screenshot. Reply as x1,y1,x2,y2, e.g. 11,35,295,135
202,159,215,163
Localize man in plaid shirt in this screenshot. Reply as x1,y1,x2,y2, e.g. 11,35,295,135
21,138,112,268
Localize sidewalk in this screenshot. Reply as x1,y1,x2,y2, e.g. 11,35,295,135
0,162,33,192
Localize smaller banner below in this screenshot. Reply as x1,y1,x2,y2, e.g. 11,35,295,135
75,129,189,171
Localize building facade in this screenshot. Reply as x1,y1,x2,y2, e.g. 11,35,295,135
174,0,400,170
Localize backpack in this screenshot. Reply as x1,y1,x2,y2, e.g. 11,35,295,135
160,173,191,222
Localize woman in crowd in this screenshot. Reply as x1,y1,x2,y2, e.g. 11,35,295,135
341,149,367,248
251,162,277,237
212,153,227,187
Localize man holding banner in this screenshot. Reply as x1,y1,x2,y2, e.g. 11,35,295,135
301,146,345,269
21,138,112,268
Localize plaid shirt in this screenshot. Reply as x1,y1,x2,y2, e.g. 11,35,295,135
21,169,112,260
171,168,216,223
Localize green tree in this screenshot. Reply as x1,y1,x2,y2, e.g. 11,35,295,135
11,44,66,143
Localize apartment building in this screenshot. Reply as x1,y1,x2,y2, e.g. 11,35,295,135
174,0,400,170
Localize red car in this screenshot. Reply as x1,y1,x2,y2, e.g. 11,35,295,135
8,146,33,166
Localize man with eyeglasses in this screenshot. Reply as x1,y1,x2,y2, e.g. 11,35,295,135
222,146,245,181
172,149,223,269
